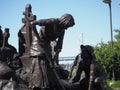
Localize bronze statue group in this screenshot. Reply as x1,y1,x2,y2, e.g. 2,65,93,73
0,4,110,90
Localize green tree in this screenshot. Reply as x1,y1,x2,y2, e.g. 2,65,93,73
94,29,120,80
113,29,120,80
94,42,113,79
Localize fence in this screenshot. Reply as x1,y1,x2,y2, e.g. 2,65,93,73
59,56,75,71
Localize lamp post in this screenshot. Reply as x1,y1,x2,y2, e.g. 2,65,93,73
102,0,115,81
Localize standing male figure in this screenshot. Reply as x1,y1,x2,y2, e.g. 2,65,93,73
29,13,75,89
31,13,75,65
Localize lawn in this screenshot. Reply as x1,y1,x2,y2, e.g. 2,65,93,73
107,80,120,88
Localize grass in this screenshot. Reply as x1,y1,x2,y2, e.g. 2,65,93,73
107,80,120,88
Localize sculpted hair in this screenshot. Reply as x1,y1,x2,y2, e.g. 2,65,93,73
59,14,75,27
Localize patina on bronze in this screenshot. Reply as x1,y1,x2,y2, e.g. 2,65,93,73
70,45,108,90
29,11,75,90
0,3,110,90
18,4,36,55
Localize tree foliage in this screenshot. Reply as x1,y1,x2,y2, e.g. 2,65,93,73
94,29,120,80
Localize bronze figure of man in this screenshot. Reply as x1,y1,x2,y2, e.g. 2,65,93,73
29,13,75,89
71,45,107,90
30,13,75,65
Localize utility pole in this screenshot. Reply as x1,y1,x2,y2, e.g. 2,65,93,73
102,0,115,81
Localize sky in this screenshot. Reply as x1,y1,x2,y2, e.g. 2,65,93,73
0,0,120,57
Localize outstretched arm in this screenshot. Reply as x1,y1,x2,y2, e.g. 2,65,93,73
32,18,55,26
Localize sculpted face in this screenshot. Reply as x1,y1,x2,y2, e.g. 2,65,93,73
59,14,75,30
81,47,90,59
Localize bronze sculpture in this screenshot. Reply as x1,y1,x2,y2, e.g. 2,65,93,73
30,13,75,66
0,28,27,90
18,4,36,55
29,13,75,90
0,4,110,90
0,27,12,87
0,26,3,47
70,45,108,90
17,3,75,90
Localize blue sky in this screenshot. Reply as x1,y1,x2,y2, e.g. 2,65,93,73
0,0,120,57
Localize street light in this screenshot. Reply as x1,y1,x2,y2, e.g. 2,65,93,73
103,0,111,3
102,0,115,81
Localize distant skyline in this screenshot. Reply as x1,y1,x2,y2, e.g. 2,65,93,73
0,0,120,57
